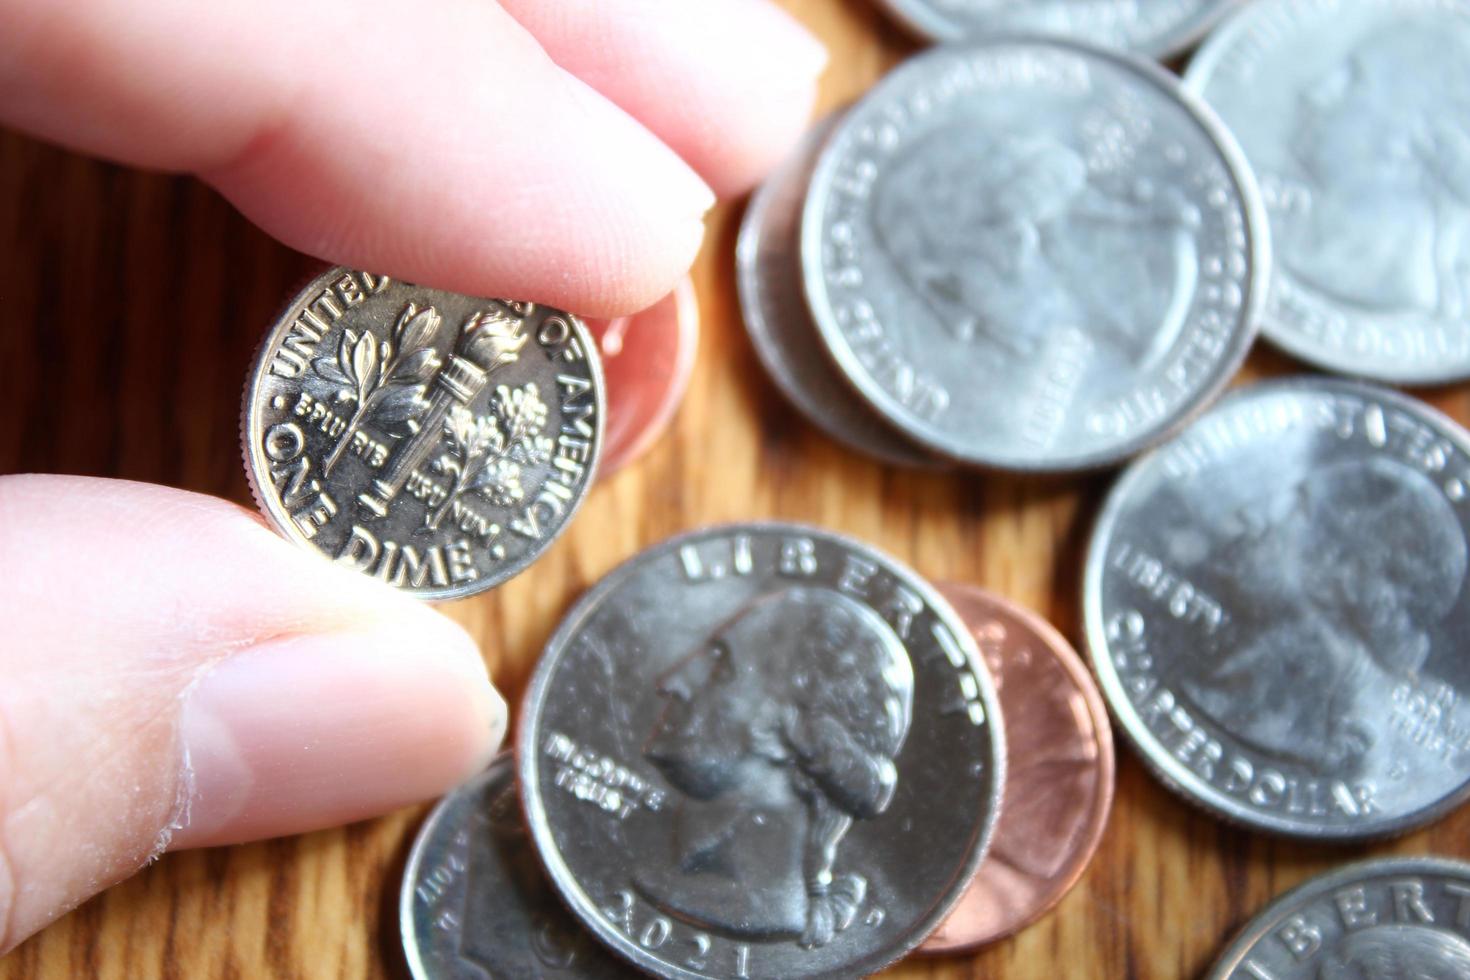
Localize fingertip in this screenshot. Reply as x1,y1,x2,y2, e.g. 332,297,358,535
502,0,828,198
169,611,502,850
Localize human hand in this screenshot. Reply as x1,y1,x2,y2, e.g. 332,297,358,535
0,0,824,953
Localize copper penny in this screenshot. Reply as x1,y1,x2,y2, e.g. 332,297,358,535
922,583,1115,953
585,278,698,476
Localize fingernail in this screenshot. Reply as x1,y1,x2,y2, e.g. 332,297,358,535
742,5,828,83
169,617,503,849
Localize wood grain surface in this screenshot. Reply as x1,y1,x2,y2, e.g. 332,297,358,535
4,2,1470,977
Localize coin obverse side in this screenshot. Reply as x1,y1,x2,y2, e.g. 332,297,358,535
871,0,1238,60
1186,0,1470,384
400,753,635,979
737,115,942,469
802,38,1268,472
243,269,604,599
1205,856,1470,979
921,583,1114,953
518,523,1006,980
1086,376,1470,840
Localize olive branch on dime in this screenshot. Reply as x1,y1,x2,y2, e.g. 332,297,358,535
426,382,554,531
313,303,444,475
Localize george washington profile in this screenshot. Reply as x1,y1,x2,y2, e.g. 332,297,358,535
639,588,914,949
1281,23,1470,318
873,127,1201,363
1318,924,1470,979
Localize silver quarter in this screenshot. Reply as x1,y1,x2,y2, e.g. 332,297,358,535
518,523,1005,979
872,0,1239,60
1205,856,1470,978
1085,376,1470,839
243,268,603,599
737,116,942,469
400,753,634,979
1186,0,1470,384
801,38,1268,472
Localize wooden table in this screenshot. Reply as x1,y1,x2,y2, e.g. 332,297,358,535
4,2,1469,976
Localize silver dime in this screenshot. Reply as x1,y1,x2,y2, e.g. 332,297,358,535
400,753,634,979
737,116,943,469
1205,856,1470,979
1085,376,1470,840
1185,0,1470,384
243,268,603,599
518,523,1005,979
801,38,1268,472
871,0,1238,59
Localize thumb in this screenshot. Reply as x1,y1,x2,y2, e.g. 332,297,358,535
0,475,503,953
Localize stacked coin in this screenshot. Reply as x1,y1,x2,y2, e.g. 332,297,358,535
242,267,606,599
739,35,1268,472
399,523,1117,977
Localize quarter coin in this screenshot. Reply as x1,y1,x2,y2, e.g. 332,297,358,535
1186,0,1470,384
1086,376,1470,839
921,583,1114,953
518,523,1005,979
586,278,699,476
802,38,1268,471
400,753,634,978
737,117,942,468
1204,856,1470,978
242,268,604,599
870,0,1237,60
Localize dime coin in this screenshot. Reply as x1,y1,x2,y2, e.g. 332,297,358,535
519,523,1005,979
1205,856,1470,978
1086,376,1470,839
921,583,1114,953
801,38,1268,472
736,117,942,469
871,0,1237,60
243,268,604,599
586,278,699,476
1186,0,1470,384
400,753,634,979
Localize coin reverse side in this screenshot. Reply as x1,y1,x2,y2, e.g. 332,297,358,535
400,753,634,979
1086,376,1470,839
1186,0,1470,384
518,523,1005,979
243,268,604,599
1204,856,1470,978
802,38,1267,471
